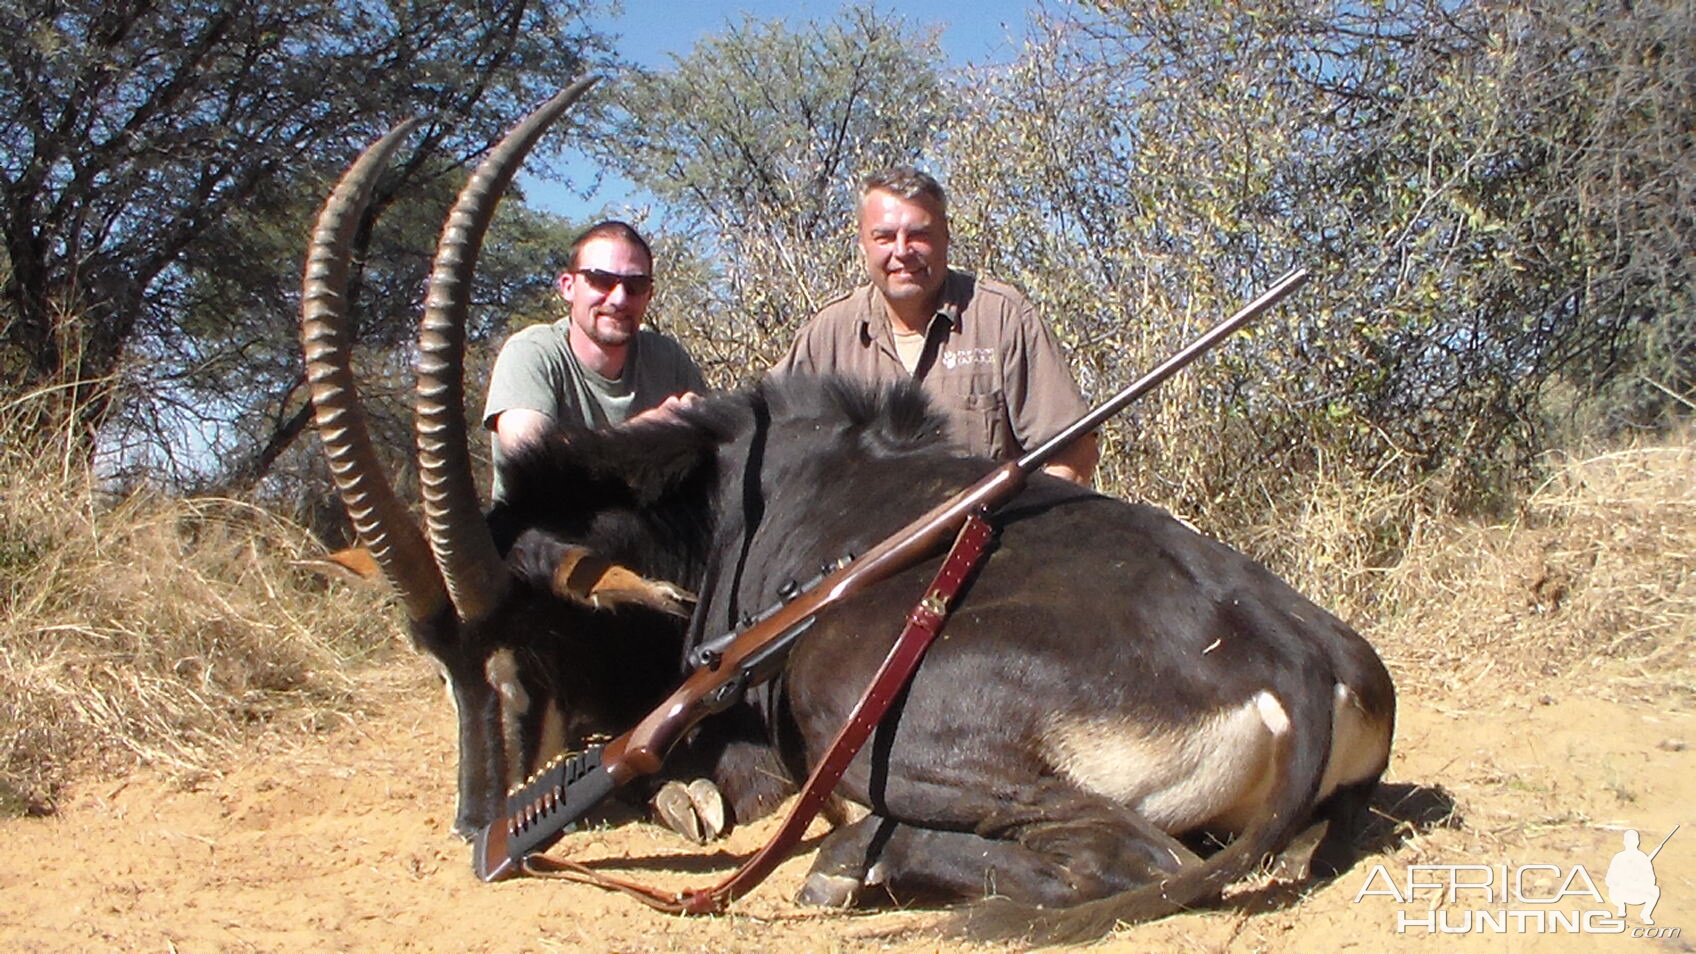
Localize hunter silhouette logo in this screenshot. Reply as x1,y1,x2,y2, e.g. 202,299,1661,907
1353,824,1681,938
1606,827,1676,925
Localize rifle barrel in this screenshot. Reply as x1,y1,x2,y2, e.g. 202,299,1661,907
1017,267,1310,474
1648,824,1679,860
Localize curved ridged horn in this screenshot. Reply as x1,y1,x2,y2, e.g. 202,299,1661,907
416,77,599,622
302,119,450,623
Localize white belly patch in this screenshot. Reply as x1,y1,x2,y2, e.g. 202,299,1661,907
1042,691,1290,833
1042,684,1391,834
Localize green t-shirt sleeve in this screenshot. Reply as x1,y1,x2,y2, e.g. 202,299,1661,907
484,326,573,429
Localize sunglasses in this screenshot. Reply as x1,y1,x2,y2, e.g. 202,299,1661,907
574,268,654,296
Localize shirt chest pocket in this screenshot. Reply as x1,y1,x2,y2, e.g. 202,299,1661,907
934,384,1010,460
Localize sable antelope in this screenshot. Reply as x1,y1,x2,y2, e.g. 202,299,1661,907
303,82,1395,944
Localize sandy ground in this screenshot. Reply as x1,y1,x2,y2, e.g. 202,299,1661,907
2,660,1691,954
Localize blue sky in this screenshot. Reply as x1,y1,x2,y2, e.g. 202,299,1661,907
521,0,1044,220
605,0,1036,69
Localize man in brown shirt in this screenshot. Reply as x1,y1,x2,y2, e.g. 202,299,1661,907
772,166,1098,485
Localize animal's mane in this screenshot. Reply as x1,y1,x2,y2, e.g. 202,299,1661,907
757,374,951,461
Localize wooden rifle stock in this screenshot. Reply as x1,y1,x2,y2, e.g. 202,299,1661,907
472,266,1310,882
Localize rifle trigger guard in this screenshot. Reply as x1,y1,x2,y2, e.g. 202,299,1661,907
701,672,745,712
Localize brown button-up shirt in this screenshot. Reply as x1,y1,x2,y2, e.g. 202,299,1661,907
772,270,1090,461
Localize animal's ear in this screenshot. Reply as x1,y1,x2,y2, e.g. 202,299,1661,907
550,546,695,618
298,547,384,584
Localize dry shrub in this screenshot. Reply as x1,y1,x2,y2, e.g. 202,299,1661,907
0,383,400,814
1222,460,1451,634
1364,429,1695,702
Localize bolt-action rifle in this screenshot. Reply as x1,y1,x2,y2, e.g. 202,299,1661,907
473,267,1311,882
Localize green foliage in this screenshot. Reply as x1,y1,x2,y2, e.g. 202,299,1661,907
588,8,952,374
0,0,615,486
928,0,1693,551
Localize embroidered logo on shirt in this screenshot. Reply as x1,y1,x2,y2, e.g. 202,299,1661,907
941,348,995,371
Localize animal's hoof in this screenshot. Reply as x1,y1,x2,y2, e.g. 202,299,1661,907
864,859,889,886
686,778,726,841
651,778,727,844
652,781,704,843
796,871,863,908
1270,818,1329,883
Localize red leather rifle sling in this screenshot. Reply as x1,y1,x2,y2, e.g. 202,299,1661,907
519,510,999,914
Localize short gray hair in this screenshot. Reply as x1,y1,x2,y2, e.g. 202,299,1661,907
860,165,947,213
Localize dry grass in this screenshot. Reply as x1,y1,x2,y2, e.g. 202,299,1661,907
3,372,1691,819
1222,425,1696,706
1365,431,1695,703
0,382,401,814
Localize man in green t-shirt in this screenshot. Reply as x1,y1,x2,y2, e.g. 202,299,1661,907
483,220,707,499
483,221,722,841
